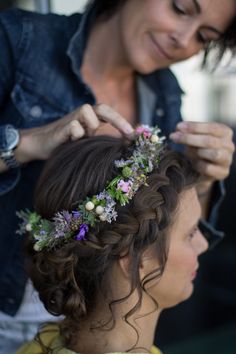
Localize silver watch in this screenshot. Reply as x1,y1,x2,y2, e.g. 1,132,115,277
0,125,20,169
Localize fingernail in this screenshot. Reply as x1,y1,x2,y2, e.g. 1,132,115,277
177,122,188,131
169,132,181,141
124,125,134,135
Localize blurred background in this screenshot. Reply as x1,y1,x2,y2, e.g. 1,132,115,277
1,1,236,354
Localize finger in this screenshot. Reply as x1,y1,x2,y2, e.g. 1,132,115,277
194,160,230,181
62,104,100,134
57,120,85,142
170,132,234,150
72,104,100,135
94,103,134,137
176,121,233,138
69,120,86,141
196,148,233,166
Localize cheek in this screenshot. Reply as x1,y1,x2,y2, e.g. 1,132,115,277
156,245,197,305
167,245,197,276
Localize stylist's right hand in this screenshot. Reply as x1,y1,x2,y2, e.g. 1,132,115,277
16,104,134,163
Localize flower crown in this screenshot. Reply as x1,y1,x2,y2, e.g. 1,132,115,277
17,125,165,252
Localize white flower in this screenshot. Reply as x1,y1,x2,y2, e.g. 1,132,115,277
150,134,159,143
95,205,104,215
25,223,32,232
99,213,107,221
85,201,95,211
33,243,41,251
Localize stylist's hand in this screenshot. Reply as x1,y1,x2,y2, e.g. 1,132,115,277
16,104,134,163
170,121,235,194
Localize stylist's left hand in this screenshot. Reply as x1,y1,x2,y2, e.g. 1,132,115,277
170,121,235,193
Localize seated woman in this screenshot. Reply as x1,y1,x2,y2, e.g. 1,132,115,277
16,126,208,354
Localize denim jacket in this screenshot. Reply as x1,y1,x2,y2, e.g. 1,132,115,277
0,7,224,315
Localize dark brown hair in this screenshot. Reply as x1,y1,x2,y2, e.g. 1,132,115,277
86,0,236,68
26,136,198,351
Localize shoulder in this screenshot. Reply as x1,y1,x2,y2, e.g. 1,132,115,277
16,323,76,354
0,8,24,56
0,9,81,56
151,345,163,354
0,8,81,29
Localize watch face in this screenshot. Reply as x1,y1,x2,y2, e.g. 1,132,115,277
0,125,19,152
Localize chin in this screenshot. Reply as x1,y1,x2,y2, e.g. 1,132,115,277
179,284,194,304
128,51,164,74
136,59,164,74
164,284,194,309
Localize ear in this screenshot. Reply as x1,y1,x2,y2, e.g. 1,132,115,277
139,246,160,282
117,252,131,279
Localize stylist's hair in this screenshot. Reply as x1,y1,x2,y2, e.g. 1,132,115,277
86,0,236,68
27,136,198,348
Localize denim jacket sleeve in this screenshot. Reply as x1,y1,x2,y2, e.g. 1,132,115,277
0,9,23,195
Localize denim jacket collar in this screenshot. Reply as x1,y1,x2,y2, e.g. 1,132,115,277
66,3,96,81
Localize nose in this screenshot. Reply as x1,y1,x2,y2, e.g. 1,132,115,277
196,229,209,255
170,26,197,49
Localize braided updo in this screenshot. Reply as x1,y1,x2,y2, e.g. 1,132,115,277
26,136,198,347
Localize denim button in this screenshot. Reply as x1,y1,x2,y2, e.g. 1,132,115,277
30,105,42,118
7,298,15,304
156,108,164,117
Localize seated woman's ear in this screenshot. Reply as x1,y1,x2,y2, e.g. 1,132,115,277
138,246,161,286
117,250,132,279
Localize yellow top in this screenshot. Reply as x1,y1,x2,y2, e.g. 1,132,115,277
16,324,162,354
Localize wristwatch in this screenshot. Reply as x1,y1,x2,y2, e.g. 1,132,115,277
0,125,20,169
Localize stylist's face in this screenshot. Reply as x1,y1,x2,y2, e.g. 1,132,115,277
119,0,236,73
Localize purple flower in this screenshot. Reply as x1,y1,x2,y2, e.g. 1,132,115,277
72,211,81,219
117,180,133,194
75,223,88,241
61,210,72,223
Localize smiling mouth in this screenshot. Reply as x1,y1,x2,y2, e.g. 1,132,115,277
149,33,173,60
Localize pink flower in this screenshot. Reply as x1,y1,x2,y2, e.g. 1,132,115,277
136,126,151,138
117,180,133,194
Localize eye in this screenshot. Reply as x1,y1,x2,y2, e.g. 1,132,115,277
197,32,208,45
172,0,186,15
188,226,199,240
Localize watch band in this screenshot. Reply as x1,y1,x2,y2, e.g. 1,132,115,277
0,150,20,169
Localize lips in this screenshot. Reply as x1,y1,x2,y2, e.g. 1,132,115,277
149,32,173,60
191,265,199,279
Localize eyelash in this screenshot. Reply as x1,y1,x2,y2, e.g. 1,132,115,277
197,33,208,45
172,1,186,15
172,1,209,45
189,226,199,240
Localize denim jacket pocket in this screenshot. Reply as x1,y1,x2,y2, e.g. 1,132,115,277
11,76,66,128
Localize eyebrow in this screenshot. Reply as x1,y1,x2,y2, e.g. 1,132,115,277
192,0,224,37
185,221,199,237
202,26,223,37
